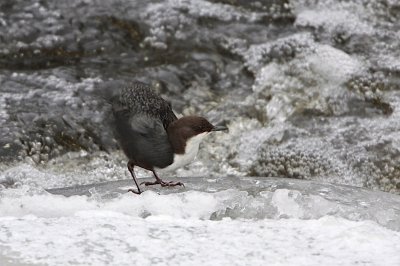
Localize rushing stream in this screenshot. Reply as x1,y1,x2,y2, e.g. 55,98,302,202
1,0,400,265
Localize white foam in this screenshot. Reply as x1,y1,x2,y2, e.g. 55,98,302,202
142,0,252,49
307,44,364,84
295,9,374,37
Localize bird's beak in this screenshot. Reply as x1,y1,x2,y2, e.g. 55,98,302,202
211,125,229,132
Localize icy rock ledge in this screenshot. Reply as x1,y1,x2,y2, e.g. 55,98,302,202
1,176,398,231
1,176,400,265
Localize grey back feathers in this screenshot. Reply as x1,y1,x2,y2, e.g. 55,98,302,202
104,81,178,169
110,81,177,129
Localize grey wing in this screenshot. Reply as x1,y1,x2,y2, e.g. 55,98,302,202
114,113,174,168
100,80,178,130
120,82,178,129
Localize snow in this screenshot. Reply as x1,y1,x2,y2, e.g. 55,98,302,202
1,213,399,266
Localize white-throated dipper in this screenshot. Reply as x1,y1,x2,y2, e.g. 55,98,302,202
108,81,228,194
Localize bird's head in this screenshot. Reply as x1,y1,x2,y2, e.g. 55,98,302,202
167,116,228,154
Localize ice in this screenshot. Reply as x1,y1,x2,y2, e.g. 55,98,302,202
1,214,399,266
271,189,305,218
1,164,400,230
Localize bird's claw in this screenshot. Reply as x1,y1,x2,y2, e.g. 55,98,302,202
140,180,184,187
140,181,156,186
161,181,184,187
128,188,141,194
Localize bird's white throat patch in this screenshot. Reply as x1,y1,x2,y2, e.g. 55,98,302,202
156,132,209,173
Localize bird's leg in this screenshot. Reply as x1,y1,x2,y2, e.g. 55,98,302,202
140,171,184,187
127,161,142,194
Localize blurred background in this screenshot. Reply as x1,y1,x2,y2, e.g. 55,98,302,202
1,0,399,193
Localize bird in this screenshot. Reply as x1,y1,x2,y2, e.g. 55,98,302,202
106,81,228,194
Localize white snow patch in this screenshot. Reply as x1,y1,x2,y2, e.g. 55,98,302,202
0,215,399,266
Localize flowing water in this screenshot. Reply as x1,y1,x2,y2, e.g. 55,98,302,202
1,0,400,265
